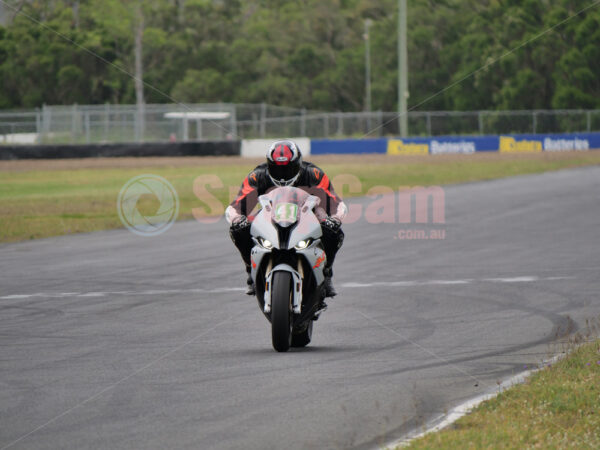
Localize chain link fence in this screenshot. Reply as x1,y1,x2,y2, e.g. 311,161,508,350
1,103,599,144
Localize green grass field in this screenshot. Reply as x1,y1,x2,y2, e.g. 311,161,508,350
1,152,600,243
404,337,600,449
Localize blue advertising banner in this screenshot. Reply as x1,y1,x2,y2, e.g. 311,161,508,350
311,133,600,155
311,138,387,155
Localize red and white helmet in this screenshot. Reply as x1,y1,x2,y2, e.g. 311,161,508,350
266,140,303,186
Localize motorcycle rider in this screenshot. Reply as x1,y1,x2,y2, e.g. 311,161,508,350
226,140,347,301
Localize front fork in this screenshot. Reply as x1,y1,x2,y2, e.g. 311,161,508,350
263,265,303,314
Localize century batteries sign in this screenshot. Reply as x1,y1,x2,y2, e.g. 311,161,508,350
386,136,497,155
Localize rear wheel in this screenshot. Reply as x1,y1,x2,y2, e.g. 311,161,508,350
271,271,293,352
291,320,312,348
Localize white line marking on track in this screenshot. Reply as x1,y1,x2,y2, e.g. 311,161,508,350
0,276,575,300
0,287,246,300
341,275,574,289
342,282,381,288
424,279,472,285
484,276,539,283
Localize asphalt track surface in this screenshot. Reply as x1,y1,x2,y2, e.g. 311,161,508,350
1,166,599,449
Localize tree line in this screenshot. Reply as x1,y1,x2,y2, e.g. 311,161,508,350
0,0,598,111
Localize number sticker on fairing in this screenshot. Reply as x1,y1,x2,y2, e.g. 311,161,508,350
274,203,298,223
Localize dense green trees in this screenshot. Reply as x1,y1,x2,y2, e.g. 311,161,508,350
0,0,598,111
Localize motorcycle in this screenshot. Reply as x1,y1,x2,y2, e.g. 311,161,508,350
249,186,328,352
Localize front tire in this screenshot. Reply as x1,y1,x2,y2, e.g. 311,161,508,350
271,271,293,352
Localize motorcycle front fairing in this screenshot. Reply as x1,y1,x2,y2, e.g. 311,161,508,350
249,187,327,320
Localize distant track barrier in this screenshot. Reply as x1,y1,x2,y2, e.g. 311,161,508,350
0,141,240,160
2,132,598,160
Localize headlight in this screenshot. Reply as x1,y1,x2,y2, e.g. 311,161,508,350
294,239,310,250
259,238,273,249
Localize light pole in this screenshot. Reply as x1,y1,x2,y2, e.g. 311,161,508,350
364,18,373,114
398,0,408,137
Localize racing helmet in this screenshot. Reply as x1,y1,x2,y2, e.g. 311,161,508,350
266,140,303,186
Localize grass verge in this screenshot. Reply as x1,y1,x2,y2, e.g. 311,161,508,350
1,151,600,243
403,338,600,449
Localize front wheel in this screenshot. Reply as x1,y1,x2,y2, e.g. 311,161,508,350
271,271,293,352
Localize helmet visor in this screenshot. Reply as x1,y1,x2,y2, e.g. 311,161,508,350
268,159,300,183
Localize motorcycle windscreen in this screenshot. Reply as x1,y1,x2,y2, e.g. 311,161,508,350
268,187,309,228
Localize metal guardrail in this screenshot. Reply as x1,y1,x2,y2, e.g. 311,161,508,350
1,104,599,144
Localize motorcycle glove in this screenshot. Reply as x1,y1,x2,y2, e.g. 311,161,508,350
322,216,342,231
230,215,250,231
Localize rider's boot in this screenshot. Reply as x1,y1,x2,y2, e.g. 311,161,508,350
313,301,327,320
245,264,255,296
314,267,335,320
323,266,337,298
